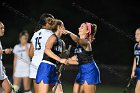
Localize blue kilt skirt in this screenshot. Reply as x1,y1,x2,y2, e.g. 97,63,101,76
76,61,101,85
36,62,58,84
136,67,140,80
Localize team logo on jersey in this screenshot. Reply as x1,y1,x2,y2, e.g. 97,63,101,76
17,49,26,53
134,50,140,55
75,48,82,53
54,45,62,52
39,32,41,35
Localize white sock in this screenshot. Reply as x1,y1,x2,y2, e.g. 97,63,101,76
49,92,63,93
13,85,20,92
24,90,32,93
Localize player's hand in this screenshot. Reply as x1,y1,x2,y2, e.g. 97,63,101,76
62,30,71,35
58,25,65,32
67,58,72,64
4,48,12,54
131,71,136,78
60,59,68,65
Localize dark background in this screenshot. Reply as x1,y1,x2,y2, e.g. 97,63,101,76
0,0,139,66
0,0,139,90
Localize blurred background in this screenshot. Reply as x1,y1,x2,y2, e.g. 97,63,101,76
0,0,140,93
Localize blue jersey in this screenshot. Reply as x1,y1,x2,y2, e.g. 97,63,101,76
36,34,64,84
134,43,140,67
42,34,64,65
75,44,94,65
74,44,101,84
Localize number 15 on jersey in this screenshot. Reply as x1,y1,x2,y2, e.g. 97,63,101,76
35,37,42,50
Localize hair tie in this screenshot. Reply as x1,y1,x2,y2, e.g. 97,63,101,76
86,22,92,43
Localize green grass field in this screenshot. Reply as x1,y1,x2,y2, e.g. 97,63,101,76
63,84,134,93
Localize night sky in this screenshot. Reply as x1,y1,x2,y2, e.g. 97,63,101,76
0,0,140,66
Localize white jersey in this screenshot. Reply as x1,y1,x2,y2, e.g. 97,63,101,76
0,41,7,80
31,29,53,67
13,43,30,77
0,41,3,60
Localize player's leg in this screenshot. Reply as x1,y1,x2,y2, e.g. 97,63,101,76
13,76,22,92
73,82,83,93
52,84,63,93
83,81,96,93
0,79,11,93
38,80,49,93
23,77,32,93
32,79,38,93
135,80,140,93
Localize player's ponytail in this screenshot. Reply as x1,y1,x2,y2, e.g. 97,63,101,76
51,19,63,33
34,13,54,32
91,24,97,42
86,22,97,43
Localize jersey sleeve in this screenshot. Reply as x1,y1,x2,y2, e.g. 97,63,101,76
27,43,30,49
31,36,34,43
13,45,18,54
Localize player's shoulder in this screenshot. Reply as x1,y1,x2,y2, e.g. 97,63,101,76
134,43,139,49
134,43,138,47
14,44,20,49
31,31,37,38
42,29,53,34
27,43,30,47
35,29,53,36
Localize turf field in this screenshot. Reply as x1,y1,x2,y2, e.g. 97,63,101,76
0,81,134,93
62,84,134,93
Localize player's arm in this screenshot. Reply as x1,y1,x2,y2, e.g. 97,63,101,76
13,54,17,73
0,48,12,54
131,44,137,78
45,35,67,64
63,30,88,47
131,57,136,78
68,55,79,65
0,50,4,54
29,42,34,58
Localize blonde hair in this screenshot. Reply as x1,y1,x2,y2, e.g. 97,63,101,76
51,19,63,33
91,24,97,41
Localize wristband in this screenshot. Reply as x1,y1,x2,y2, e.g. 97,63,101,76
2,50,5,54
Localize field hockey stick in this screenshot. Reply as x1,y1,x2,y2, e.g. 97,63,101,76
52,64,64,93
1,65,17,93
0,48,20,93
6,78,17,93
123,77,135,93
53,45,71,93
7,48,38,70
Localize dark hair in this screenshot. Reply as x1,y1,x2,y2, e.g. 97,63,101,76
136,28,140,31
51,19,63,33
34,13,55,31
19,30,29,38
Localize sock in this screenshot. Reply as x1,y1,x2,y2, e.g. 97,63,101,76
13,85,19,92
24,89,32,93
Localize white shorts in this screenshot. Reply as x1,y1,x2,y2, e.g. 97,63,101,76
14,60,30,77
0,61,7,80
29,64,38,79
14,69,29,78
14,66,29,78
